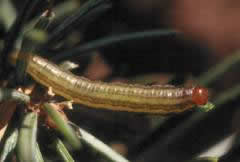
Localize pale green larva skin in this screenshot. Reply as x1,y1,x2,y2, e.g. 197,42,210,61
23,54,197,114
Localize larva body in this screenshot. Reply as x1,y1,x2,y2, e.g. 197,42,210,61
24,55,208,114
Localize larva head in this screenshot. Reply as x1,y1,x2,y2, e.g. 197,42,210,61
192,86,209,105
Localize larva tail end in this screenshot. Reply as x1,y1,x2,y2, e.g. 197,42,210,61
192,86,209,105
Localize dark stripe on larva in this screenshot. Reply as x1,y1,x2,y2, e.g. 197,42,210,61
32,55,194,98
29,71,193,114
23,54,196,114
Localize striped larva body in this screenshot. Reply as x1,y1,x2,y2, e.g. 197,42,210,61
20,54,208,114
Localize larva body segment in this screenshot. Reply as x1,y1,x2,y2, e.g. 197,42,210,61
22,54,208,114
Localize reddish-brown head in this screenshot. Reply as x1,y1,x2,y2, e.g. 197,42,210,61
192,86,209,105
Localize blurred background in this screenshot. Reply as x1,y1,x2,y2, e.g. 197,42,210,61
1,0,240,161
